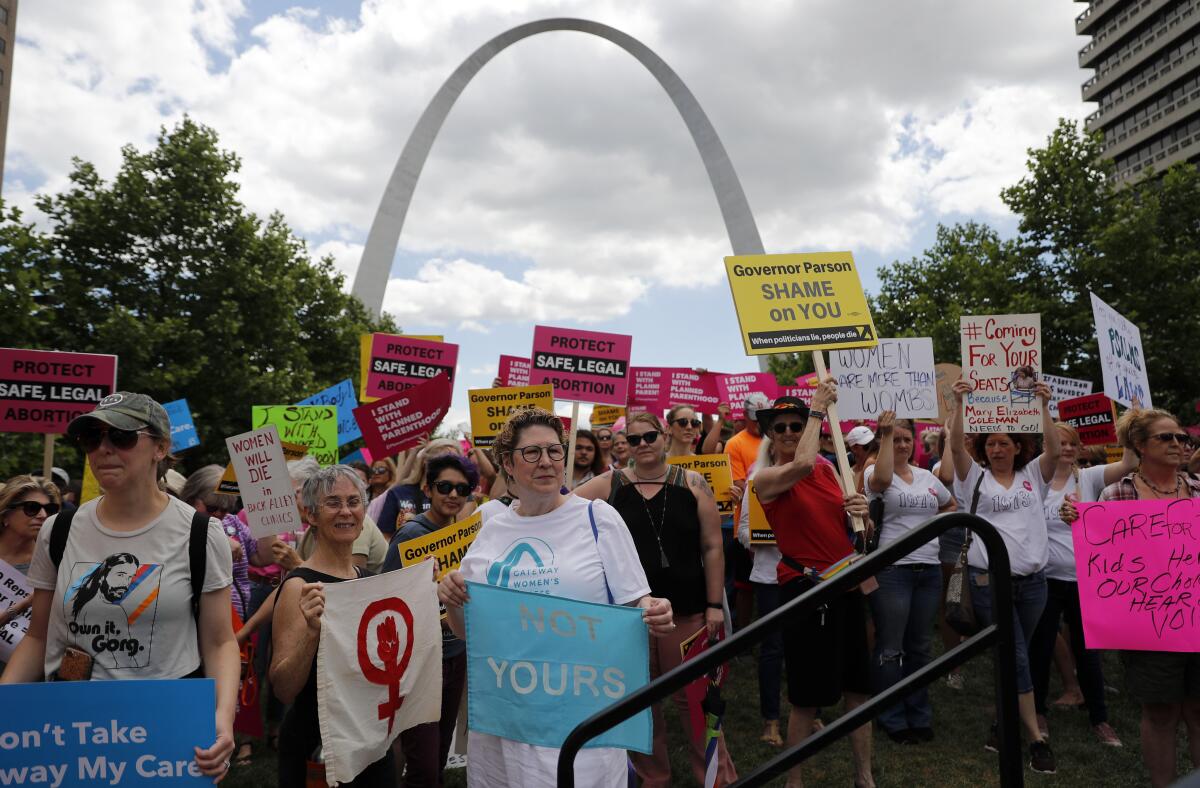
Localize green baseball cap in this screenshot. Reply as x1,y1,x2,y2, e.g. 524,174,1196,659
67,392,171,439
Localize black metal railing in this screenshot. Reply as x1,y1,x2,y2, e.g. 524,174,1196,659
557,511,1024,787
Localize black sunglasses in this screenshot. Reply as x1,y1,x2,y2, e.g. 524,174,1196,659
626,431,661,447
73,426,152,453
771,422,805,434
1149,432,1191,444
432,480,472,497
370,467,390,476
672,418,702,429
7,501,60,517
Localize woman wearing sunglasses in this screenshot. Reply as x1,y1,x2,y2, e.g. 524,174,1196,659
366,458,396,500
1,392,238,781
664,405,703,459
0,476,61,671
438,406,673,788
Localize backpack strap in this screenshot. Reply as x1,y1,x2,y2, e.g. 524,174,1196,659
586,501,615,605
189,512,210,624
49,508,79,568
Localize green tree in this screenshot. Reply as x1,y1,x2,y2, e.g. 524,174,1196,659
0,118,397,478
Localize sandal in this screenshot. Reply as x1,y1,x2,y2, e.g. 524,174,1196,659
235,742,254,767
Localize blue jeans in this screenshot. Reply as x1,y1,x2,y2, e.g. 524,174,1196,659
969,568,1047,694
754,582,784,721
868,564,942,732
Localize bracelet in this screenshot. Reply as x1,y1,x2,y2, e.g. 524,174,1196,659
808,410,826,421
706,602,723,610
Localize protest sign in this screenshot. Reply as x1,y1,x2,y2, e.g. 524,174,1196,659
679,627,729,743
1072,499,1199,652
365,334,458,403
0,678,214,785
747,482,774,545
630,367,670,410
498,355,532,388
392,511,482,580
590,405,625,428
251,405,338,466
354,373,453,458
723,252,878,355
81,459,102,504
217,441,307,496
359,333,444,402
225,425,303,539
1090,293,1152,408
161,398,199,453
668,454,735,517
932,363,961,425
1042,374,1093,418
780,373,819,406
465,582,652,753
959,314,1043,433
0,557,31,662
829,338,938,419
1059,393,1118,446
0,348,118,434
468,385,554,447
666,369,721,410
530,326,632,406
715,373,779,420
298,379,362,446
340,447,373,465
318,565,442,785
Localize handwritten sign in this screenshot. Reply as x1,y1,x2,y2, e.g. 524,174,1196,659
747,482,774,545
959,314,1043,433
0,348,118,434
226,425,302,538
218,441,307,496
354,373,453,457
251,405,338,466
1059,393,1118,446
0,557,31,661
467,385,554,448
162,399,200,453
498,355,531,388
590,405,625,428
465,582,651,753
365,334,458,403
932,363,961,425
1043,374,1093,419
716,373,779,421
1072,499,1199,652
298,379,362,446
1090,293,1152,408
829,338,937,419
668,454,735,517
530,326,632,406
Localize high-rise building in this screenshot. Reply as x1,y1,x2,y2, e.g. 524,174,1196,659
0,0,15,192
1077,0,1200,185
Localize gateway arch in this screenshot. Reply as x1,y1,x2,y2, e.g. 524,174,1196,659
351,17,766,317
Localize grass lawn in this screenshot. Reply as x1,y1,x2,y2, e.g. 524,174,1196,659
226,639,1191,786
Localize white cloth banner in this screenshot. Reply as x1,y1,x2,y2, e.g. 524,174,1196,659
317,562,443,786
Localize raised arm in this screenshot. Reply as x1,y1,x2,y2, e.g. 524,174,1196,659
868,411,896,493
269,579,323,704
701,404,728,454
755,378,834,502
948,379,974,482
1036,382,1062,482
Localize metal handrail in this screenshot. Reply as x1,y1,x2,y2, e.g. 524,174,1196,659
556,511,1024,787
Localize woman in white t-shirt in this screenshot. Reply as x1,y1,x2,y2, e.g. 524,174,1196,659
438,406,674,788
948,378,1060,773
865,412,954,744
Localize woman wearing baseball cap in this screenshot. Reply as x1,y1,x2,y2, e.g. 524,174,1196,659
0,392,240,781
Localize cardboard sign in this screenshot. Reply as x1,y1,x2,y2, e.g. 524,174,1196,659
933,363,961,425
298,379,362,446
1043,374,1093,419
0,348,118,434
366,334,458,403
359,333,444,402
1090,293,1152,408
252,405,338,466
529,326,632,406
465,582,652,753
354,373,453,457
468,385,554,447
0,679,215,785
667,369,721,410
1059,393,1118,446
668,454,735,517
723,252,878,355
226,425,303,538
1072,499,1199,652
0,557,31,661
162,398,200,453
218,441,307,496
716,373,780,421
959,314,1043,433
498,355,532,388
630,367,670,410
590,405,625,428
747,481,774,545
829,338,938,419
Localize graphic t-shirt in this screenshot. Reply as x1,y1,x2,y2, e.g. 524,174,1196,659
1043,464,1107,582
956,459,1050,576
27,497,233,680
865,465,951,565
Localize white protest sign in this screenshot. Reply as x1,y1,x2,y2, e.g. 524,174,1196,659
0,557,32,662
1090,292,1151,408
960,313,1043,433
225,425,304,538
829,337,938,419
1042,374,1093,418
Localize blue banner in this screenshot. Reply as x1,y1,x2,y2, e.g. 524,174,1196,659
162,399,199,453
465,582,651,753
0,679,215,785
298,378,361,446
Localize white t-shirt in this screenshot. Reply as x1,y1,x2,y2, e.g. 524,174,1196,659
1043,465,1107,582
459,495,649,788
956,459,1050,576
27,497,233,680
865,465,951,565
737,466,781,585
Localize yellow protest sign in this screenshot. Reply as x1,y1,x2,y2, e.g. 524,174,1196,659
747,481,774,545
81,459,102,504
218,440,308,495
667,454,734,517
591,405,626,427
724,252,878,355
468,385,554,447
393,511,482,580
358,332,444,402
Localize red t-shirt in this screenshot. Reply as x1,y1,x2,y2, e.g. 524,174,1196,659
760,458,854,583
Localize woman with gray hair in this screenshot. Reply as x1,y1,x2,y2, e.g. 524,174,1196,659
270,465,395,787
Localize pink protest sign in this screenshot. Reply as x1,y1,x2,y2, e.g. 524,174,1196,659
530,326,631,406
630,367,670,410
365,334,458,401
667,369,721,411
780,373,819,406
354,373,453,457
0,348,119,434
498,355,531,388
716,373,780,420
1072,499,1200,652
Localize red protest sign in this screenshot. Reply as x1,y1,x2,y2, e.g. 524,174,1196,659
353,374,452,456
0,348,119,434
498,355,531,388
629,367,670,410
530,326,632,406
716,373,780,420
1058,393,1117,446
666,369,721,411
365,334,458,401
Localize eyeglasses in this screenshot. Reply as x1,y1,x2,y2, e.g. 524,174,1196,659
672,418,702,429
1149,432,1191,444
596,434,613,442
319,497,363,512
771,422,805,434
370,467,390,476
7,501,60,517
626,431,661,447
433,480,472,497
509,443,567,464
73,426,153,453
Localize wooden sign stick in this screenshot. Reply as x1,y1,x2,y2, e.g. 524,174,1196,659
563,401,581,488
812,352,865,534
